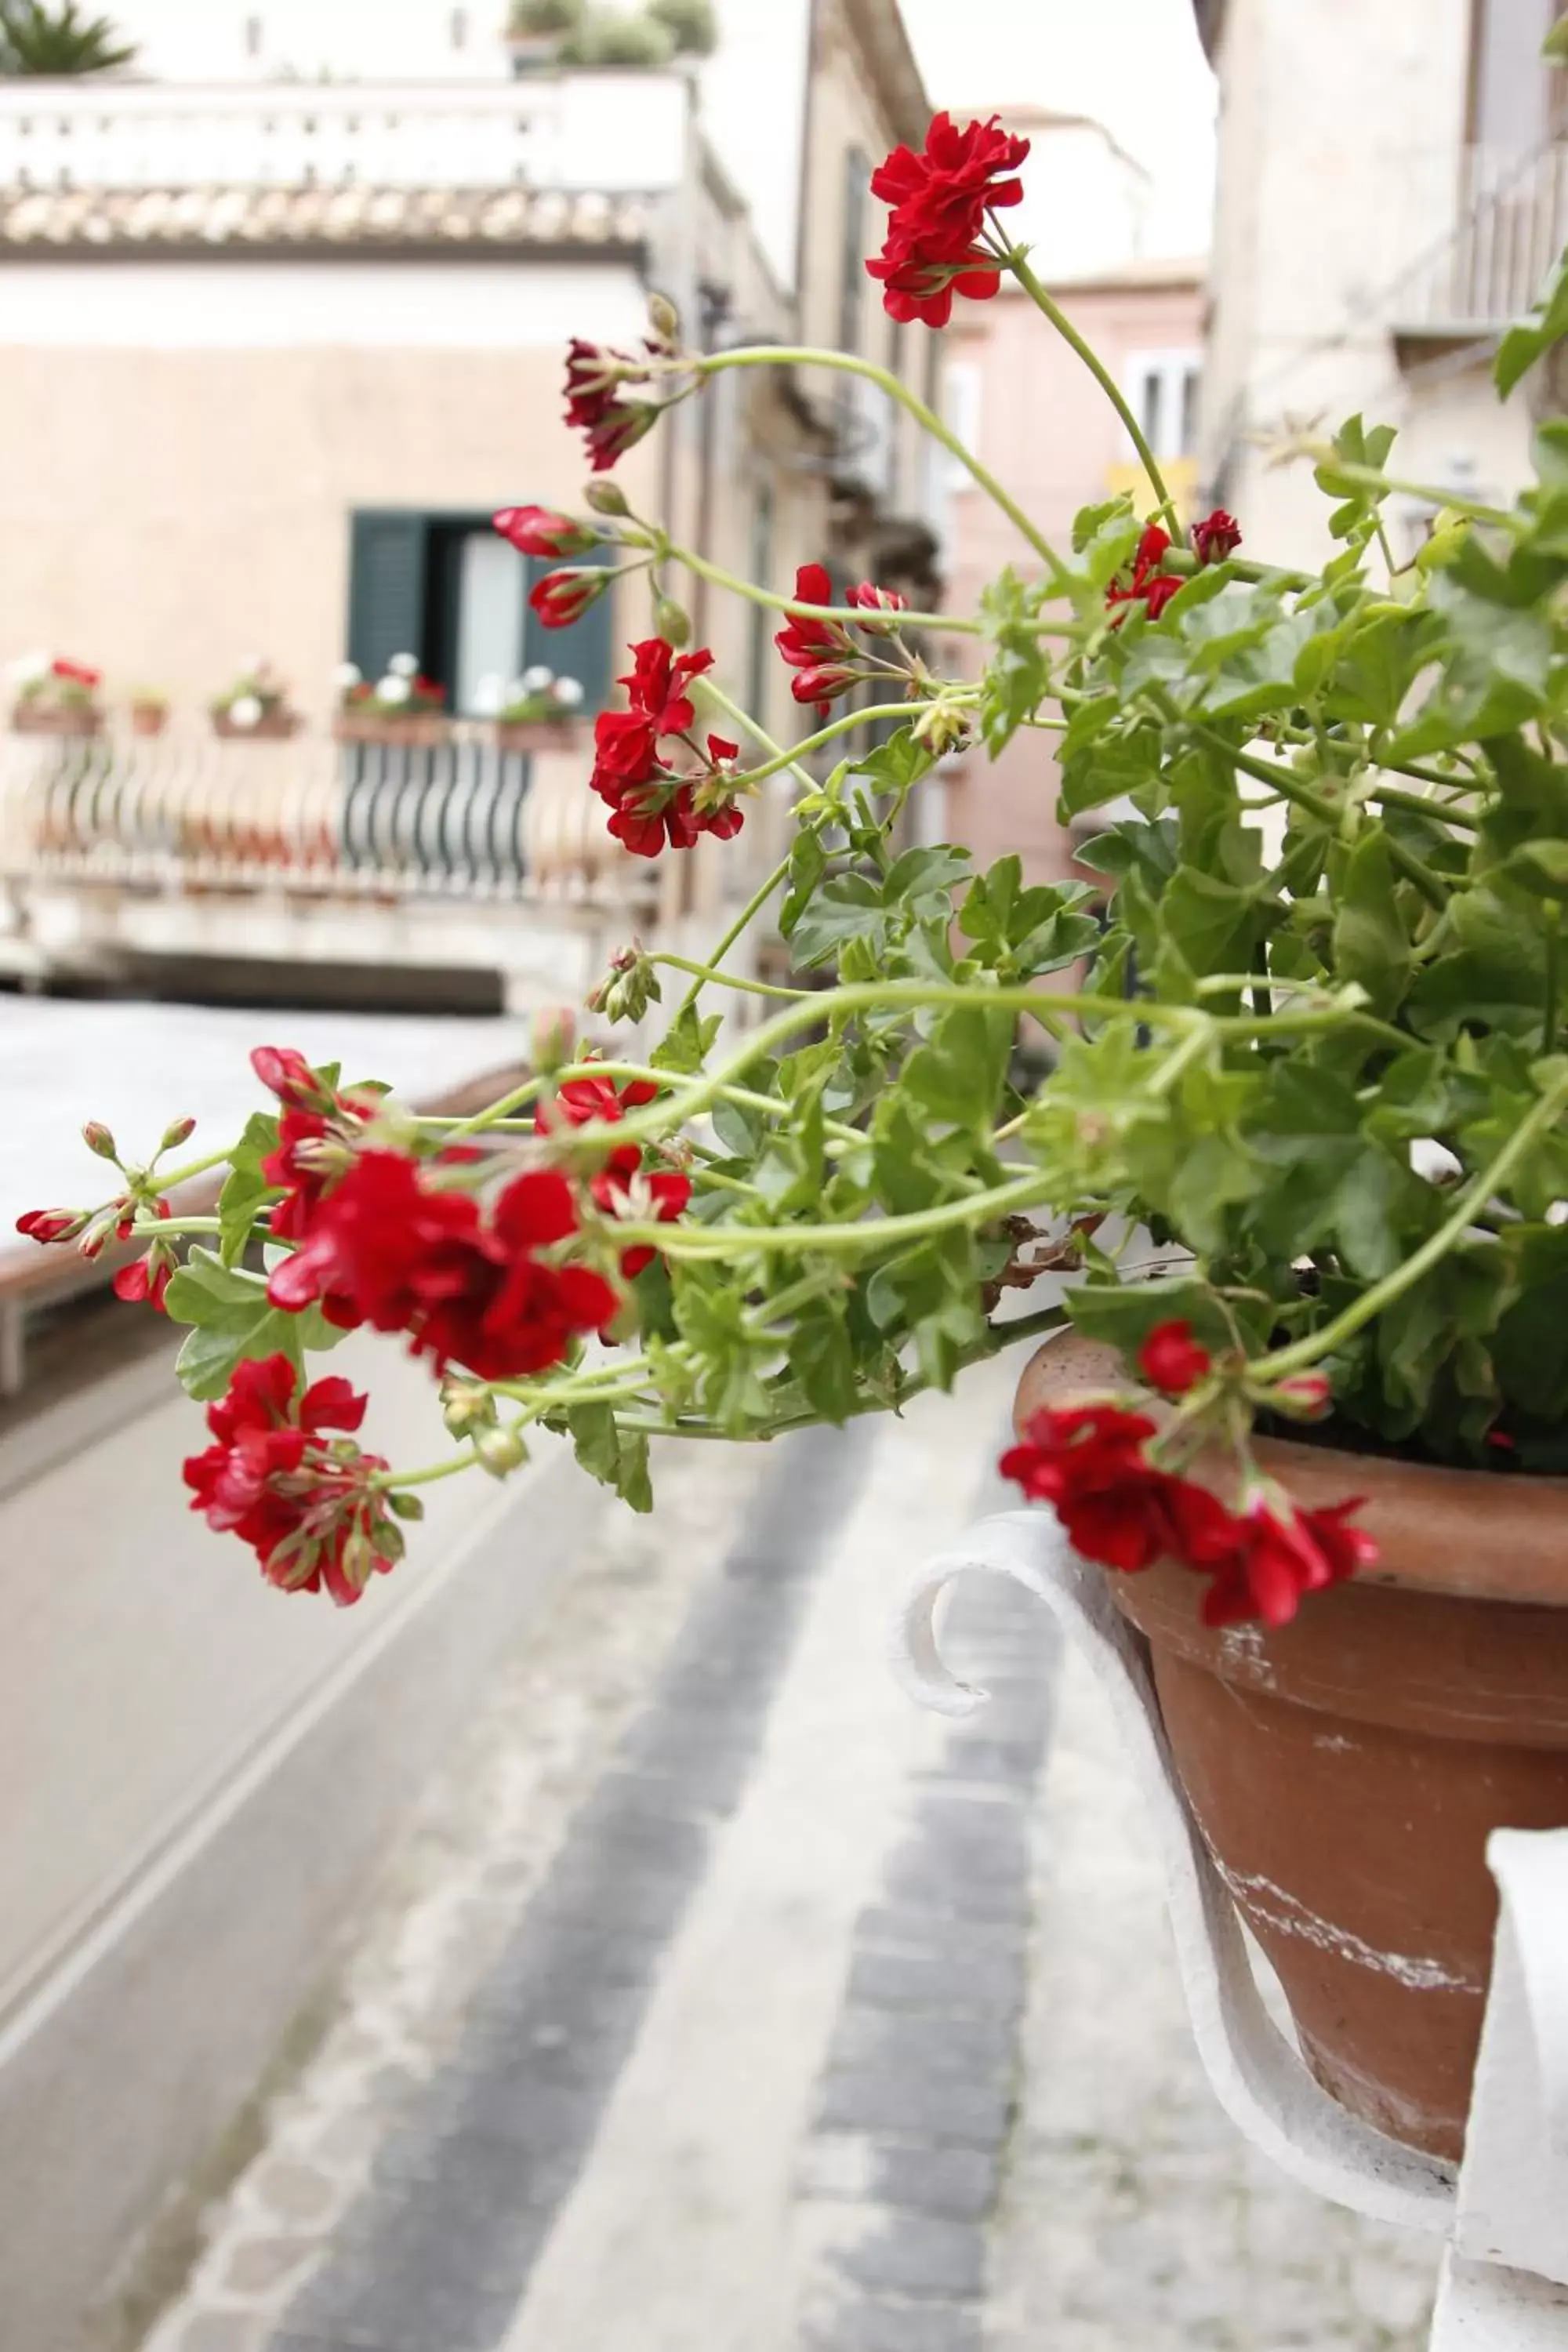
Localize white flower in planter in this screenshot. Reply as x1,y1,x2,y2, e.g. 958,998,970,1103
553,676,585,709
376,674,412,705
227,694,264,731
387,652,420,678
8,649,52,686
471,672,505,717
520,664,554,693
332,661,363,691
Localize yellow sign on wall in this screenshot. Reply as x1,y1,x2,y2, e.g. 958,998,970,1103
1105,456,1200,524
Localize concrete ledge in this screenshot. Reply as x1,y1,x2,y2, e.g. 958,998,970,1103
0,1440,600,2352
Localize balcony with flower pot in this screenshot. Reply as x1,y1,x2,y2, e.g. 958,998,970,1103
209,663,302,742
9,653,103,737
477,662,586,753
332,655,452,750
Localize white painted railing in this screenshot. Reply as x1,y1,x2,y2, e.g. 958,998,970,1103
1385,143,1568,334
0,77,688,196
0,726,644,906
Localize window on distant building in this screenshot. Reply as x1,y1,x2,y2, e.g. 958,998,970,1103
450,7,469,49
746,480,774,724
1468,0,1560,146
243,14,263,58
1123,349,1202,463
345,510,613,719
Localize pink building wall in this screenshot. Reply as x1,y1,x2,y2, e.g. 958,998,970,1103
938,268,1205,885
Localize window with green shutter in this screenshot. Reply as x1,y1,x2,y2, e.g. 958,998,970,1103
345,510,615,715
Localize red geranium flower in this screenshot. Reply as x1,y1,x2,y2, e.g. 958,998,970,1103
1138,1319,1212,1396
1106,524,1181,624
1201,1497,1377,1630
845,580,911,635
531,568,611,630
493,505,597,560
16,1206,86,1244
183,1353,401,1606
1000,1403,1238,1577
564,338,660,472
592,1163,693,1278
1192,508,1243,565
51,656,100,687
775,563,900,715
265,1151,617,1383
251,1045,383,1246
865,114,1030,327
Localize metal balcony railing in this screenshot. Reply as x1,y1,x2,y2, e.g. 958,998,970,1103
0,727,643,906
1385,140,1568,336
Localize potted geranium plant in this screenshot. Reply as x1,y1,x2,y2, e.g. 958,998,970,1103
333,655,449,749
20,114,1568,2171
210,662,301,741
487,665,585,752
505,0,583,71
129,686,169,739
9,652,103,735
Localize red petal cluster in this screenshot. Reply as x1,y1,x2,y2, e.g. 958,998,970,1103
564,338,660,473
1106,524,1181,624
16,1206,86,1244
774,564,909,717
111,1197,175,1312
1192,507,1243,565
183,1353,398,1606
589,637,744,858
51,656,100,687
1137,1319,1212,1396
865,114,1030,327
267,1152,619,1382
539,1073,692,1279
1000,1398,1377,1630
493,505,597,561
252,1044,383,1247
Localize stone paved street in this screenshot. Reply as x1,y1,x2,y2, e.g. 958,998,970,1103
133,1347,1441,2352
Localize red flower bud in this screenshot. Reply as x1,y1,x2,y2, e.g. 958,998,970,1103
1192,508,1243,565
1272,1371,1332,1418
16,1206,84,1244
529,568,611,630
1138,1319,1212,1396
251,1044,328,1112
82,1120,118,1162
492,505,597,560
160,1115,197,1154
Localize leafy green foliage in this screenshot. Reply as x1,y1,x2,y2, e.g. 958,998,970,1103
164,1249,345,1402
0,0,135,73
1496,240,1568,399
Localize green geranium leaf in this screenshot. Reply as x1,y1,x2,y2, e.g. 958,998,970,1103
1496,239,1568,398
165,1247,345,1401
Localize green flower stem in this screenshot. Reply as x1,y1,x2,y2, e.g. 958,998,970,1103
607,1168,1072,1261
1194,726,1450,910
1007,249,1181,539
131,1215,222,1236
154,1148,239,1193
652,953,811,1001
1307,458,1522,532
564,1055,867,1151
669,546,988,637
1545,907,1562,1052
1367,782,1481,830
724,700,969,789
441,1073,546,1145
1254,1070,1568,1384
697,345,1073,591
382,1450,478,1492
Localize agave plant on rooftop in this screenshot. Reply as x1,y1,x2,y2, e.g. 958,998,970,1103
0,0,136,75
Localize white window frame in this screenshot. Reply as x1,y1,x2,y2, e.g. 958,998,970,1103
1123,347,1202,464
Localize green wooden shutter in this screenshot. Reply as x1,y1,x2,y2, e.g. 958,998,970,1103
347,512,429,681
840,147,870,355
521,545,615,715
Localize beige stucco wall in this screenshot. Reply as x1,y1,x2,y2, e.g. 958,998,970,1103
1200,0,1537,568
941,275,1205,887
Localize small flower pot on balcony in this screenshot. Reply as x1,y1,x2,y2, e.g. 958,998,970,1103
333,713,451,750
492,719,582,754
130,704,169,739
12,702,102,738
1015,1334,1568,2166
212,709,303,742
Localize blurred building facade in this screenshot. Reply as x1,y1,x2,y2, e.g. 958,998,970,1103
938,107,1204,883
0,0,943,993
1192,0,1566,567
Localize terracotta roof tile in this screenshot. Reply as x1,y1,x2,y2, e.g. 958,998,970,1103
0,181,653,252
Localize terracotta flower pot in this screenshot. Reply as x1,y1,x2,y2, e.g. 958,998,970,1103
492,719,580,754
11,702,101,737
333,713,450,749
130,705,169,738
212,709,301,742
1014,1334,1568,2163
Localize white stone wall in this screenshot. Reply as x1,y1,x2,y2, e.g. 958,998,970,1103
1200,0,1540,569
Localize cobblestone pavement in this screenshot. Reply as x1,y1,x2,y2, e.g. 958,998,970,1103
133,1349,1440,2352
